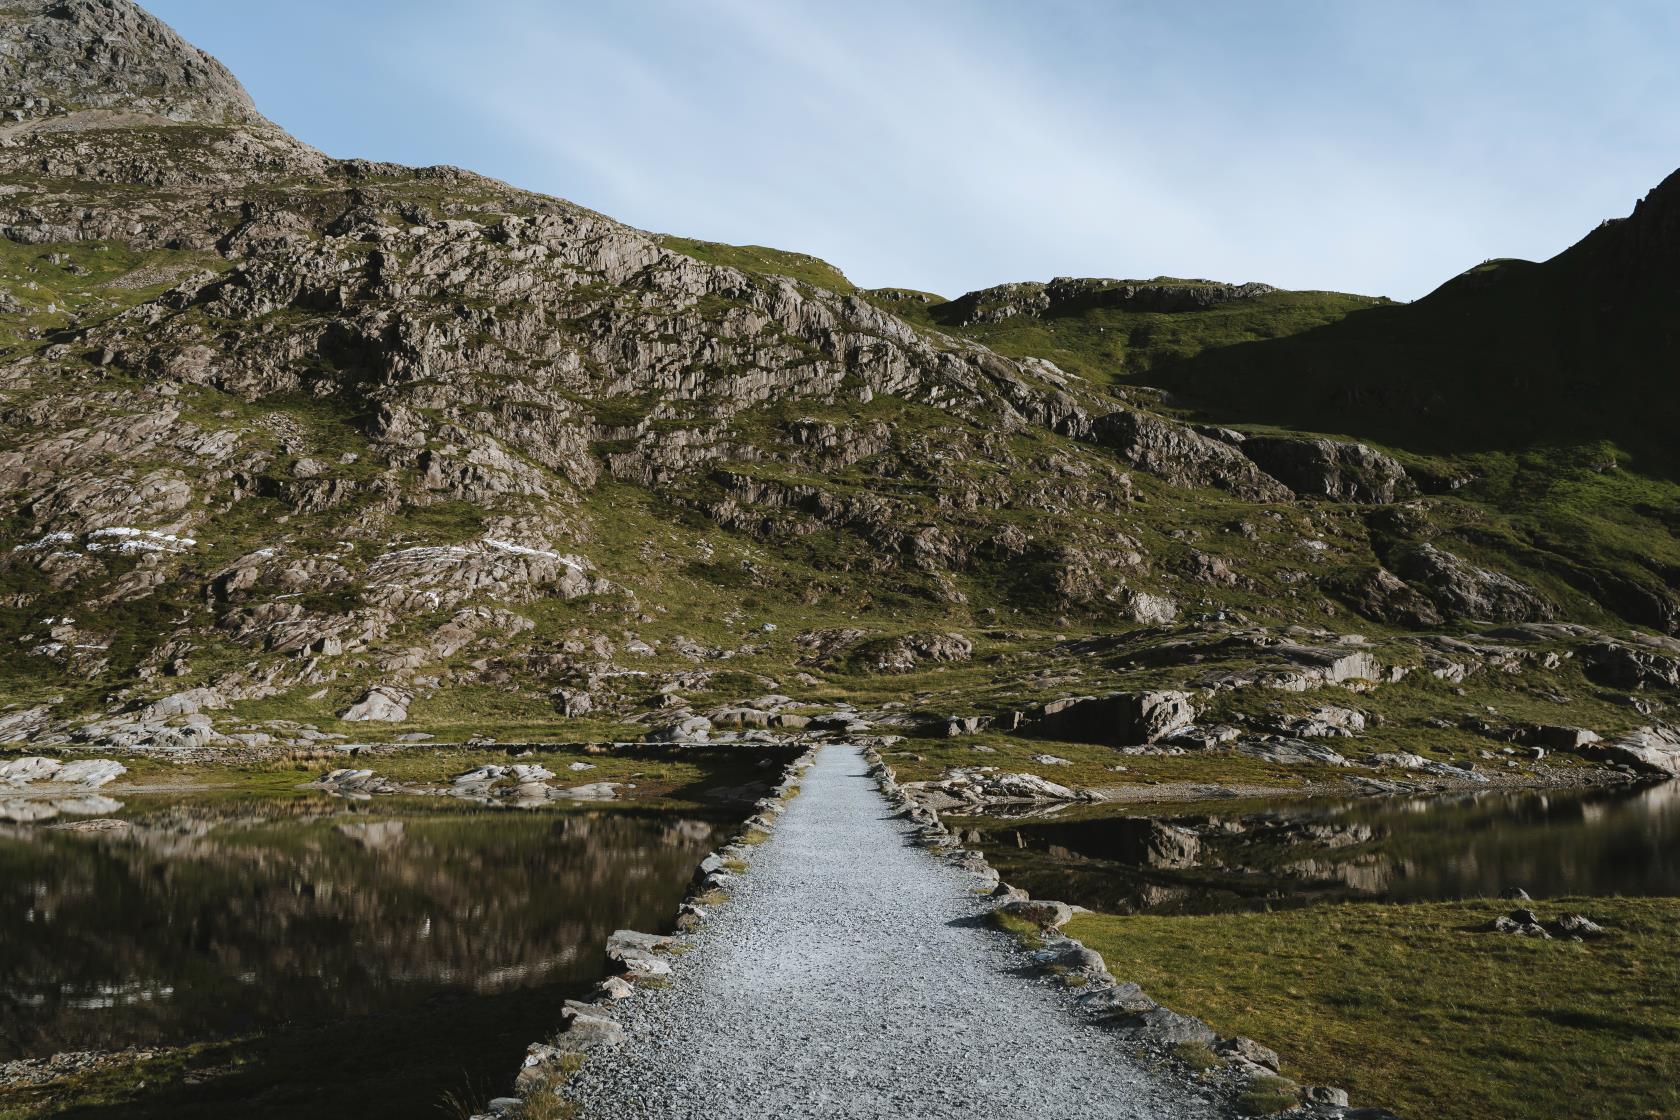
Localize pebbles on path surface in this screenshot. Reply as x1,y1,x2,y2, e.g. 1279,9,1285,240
568,745,1219,1120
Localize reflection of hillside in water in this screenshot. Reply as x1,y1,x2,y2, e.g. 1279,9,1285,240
0,793,125,822
0,797,720,1059
973,781,1680,915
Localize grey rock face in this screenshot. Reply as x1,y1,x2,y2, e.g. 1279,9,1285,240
1032,690,1198,746
1215,1036,1281,1072
0,756,125,786
1235,436,1414,504
1595,725,1680,777
1342,564,1444,626
1521,724,1599,751
0,0,264,126
1554,913,1606,938
1111,1006,1218,1045
0,755,66,784
646,714,713,743
1084,410,1295,501
1283,705,1367,737
338,685,411,722
904,767,1094,808
851,631,974,673
1390,543,1552,622
1371,751,1488,782
1236,738,1351,767
1077,981,1158,1018
311,767,403,797
0,706,53,743
558,1003,626,1047
1582,639,1680,690
1483,908,1551,938
137,687,226,721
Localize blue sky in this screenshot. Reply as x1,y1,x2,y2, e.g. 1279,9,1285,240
148,1,1680,301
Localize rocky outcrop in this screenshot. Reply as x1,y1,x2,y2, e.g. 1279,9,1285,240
1200,641,1398,693
1582,638,1680,689
0,756,125,786
1390,544,1552,622
338,685,411,722
1584,726,1680,777
1233,435,1414,504
1082,410,1295,501
902,767,1096,810
1279,705,1366,737
1029,690,1198,746
1339,565,1443,626
803,631,974,674
936,276,1276,326
0,0,266,127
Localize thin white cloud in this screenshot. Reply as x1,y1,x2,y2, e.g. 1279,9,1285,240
184,0,1680,302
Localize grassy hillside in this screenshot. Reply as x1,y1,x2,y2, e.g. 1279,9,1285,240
1145,173,1680,469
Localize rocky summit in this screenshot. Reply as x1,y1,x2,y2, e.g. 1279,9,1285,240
0,0,1677,790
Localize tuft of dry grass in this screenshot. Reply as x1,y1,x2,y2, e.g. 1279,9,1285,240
1235,1074,1301,1116
1171,1040,1221,1072
989,908,1047,947
513,1069,578,1120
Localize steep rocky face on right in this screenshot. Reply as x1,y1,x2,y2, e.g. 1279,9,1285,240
1135,169,1680,467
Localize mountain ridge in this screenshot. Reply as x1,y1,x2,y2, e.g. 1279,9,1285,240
0,0,1676,782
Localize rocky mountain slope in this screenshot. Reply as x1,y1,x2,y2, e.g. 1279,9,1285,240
0,0,1677,783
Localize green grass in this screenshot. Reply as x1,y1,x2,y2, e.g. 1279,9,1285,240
0,1041,245,1120
921,287,1382,389
657,236,856,294
880,730,1348,792
990,907,1048,947
1068,897,1680,1120
0,238,227,353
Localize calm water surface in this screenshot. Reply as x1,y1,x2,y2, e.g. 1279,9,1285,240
971,780,1680,915
0,793,723,1118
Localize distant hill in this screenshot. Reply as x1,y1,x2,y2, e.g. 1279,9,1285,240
1143,169,1680,469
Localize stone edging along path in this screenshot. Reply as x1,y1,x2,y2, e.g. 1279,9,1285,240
865,746,1398,1120
469,745,823,1119
472,743,1399,1120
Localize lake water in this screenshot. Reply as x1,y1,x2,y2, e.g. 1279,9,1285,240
0,793,722,1118
968,780,1680,915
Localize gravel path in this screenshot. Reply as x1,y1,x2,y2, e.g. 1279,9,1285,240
567,745,1221,1119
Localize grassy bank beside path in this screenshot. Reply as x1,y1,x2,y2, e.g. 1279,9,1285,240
1068,897,1680,1120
